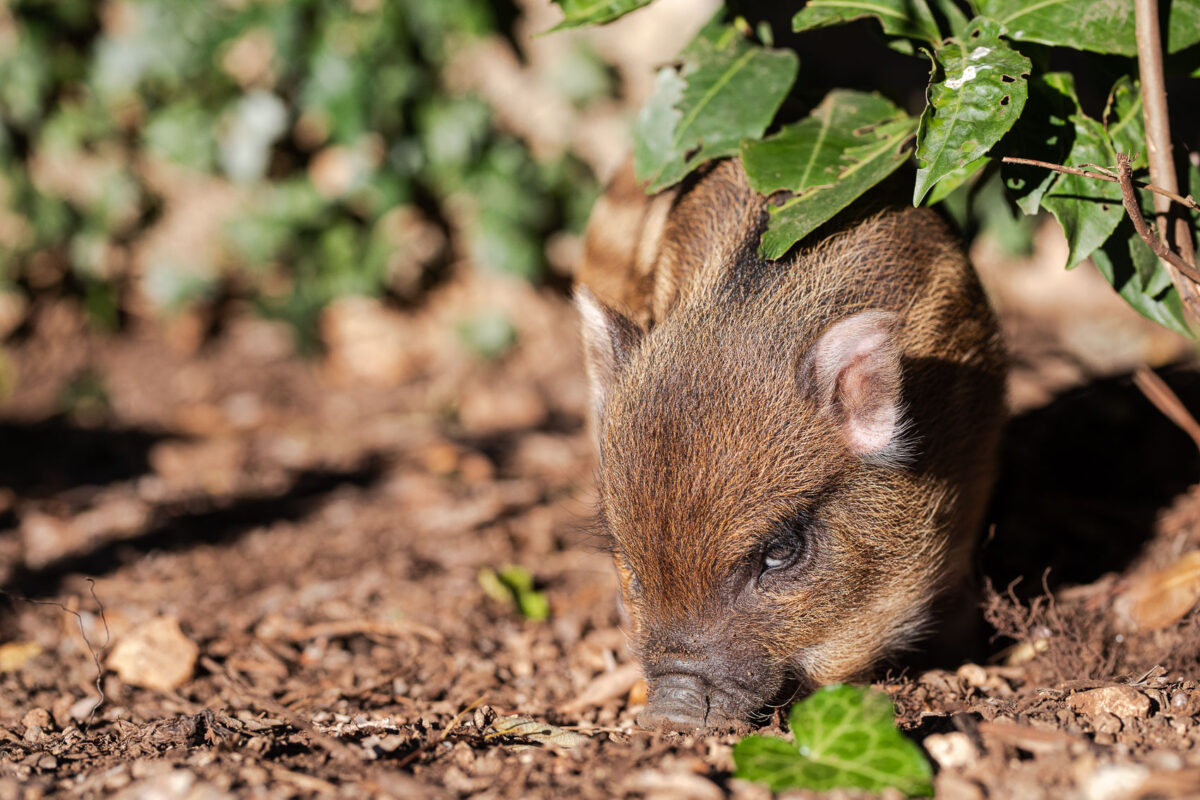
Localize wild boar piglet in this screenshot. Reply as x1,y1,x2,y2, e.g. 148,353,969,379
576,159,1006,730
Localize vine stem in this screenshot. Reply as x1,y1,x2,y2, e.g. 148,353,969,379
1116,153,1200,284
1135,0,1200,320
995,155,1200,284
999,157,1199,211
1133,366,1200,453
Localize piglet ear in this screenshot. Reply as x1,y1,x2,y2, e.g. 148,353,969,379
804,311,907,460
576,287,643,424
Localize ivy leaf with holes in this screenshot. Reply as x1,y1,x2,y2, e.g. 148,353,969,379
1040,79,1129,269
633,18,798,193
792,0,942,44
734,684,933,797
912,17,1031,205
972,0,1200,57
548,0,655,31
741,90,917,258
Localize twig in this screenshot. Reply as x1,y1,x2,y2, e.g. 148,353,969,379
440,696,487,741
1116,154,1200,284
1132,366,1200,453
1135,0,1200,318
1000,157,1200,211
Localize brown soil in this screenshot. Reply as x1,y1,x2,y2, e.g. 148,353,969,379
4,254,1200,799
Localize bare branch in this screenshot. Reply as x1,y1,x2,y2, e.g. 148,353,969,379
1000,156,1200,211
1133,366,1200,453
1116,153,1200,284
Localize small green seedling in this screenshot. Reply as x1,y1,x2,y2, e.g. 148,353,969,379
478,565,550,621
733,684,933,798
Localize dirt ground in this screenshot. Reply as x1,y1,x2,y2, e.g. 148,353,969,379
3,218,1200,800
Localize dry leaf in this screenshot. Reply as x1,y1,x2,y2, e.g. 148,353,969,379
108,617,199,692
561,662,642,713
488,716,589,749
1115,551,1200,631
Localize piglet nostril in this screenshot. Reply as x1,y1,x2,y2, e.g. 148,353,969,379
637,673,710,731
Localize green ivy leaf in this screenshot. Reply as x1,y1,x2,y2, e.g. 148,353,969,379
1103,76,1146,170
913,17,1031,205
633,22,798,193
792,0,941,43
1000,73,1076,215
742,90,916,259
972,0,1200,57
1091,220,1191,337
548,0,655,31
926,155,989,204
929,0,972,37
734,685,933,797
1040,80,1128,269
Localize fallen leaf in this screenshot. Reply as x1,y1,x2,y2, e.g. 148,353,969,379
562,663,642,713
488,716,589,749
108,617,199,692
1115,551,1200,631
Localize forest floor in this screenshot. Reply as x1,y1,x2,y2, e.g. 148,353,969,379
4,225,1200,799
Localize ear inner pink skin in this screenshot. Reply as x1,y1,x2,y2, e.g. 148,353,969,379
808,311,904,456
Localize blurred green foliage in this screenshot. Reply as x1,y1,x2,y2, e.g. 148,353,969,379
0,0,599,341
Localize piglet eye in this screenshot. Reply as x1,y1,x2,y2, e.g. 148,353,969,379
763,540,798,570
761,519,809,573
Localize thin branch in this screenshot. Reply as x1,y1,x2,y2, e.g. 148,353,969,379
1116,153,1200,284
1135,0,1200,318
1133,366,1200,453
1000,156,1200,211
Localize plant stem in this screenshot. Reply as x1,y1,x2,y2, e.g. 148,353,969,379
1134,0,1200,320
1000,157,1199,211
1116,154,1200,284
1133,366,1200,453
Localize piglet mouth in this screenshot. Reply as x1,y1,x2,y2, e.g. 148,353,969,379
636,672,756,732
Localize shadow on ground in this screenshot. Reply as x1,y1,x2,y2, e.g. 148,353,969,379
0,443,385,601
983,365,1200,596
0,418,177,500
